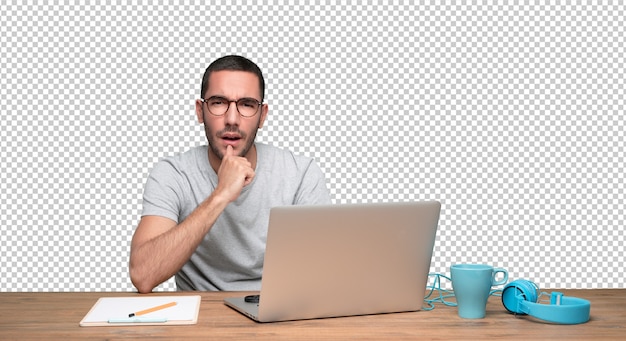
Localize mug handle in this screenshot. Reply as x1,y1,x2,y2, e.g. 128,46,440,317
492,268,509,286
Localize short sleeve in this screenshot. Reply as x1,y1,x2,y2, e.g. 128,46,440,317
141,159,183,223
293,159,332,205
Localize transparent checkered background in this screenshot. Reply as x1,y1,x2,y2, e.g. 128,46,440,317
1,2,624,292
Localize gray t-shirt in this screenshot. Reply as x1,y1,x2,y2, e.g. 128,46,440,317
141,143,332,291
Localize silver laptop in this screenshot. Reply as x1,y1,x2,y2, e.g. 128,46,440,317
224,200,441,322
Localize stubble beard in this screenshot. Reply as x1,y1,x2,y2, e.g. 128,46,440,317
205,122,259,160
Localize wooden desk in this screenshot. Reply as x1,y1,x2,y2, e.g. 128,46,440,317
1,289,624,340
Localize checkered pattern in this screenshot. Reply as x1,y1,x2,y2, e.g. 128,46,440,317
1,2,624,292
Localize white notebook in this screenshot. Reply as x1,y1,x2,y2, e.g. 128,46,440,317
80,295,201,327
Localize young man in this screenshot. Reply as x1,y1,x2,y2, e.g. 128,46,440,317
129,55,331,293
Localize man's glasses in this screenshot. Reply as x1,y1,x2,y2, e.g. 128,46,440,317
201,96,263,117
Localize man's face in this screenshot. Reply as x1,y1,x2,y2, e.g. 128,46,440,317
196,70,268,166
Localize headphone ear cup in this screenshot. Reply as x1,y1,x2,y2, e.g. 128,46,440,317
501,279,539,314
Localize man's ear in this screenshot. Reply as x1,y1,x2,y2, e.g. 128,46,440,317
258,103,269,129
195,99,205,124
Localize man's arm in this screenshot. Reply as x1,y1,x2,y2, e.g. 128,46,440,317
129,192,230,293
129,146,254,293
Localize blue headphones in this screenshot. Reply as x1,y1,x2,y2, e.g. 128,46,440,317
501,279,591,324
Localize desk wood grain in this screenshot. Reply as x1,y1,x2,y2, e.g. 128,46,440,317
0,289,624,340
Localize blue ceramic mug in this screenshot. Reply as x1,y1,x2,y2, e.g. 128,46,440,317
451,264,508,319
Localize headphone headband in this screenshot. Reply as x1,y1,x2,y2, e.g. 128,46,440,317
501,280,590,324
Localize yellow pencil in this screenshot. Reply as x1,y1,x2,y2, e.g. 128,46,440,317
129,301,177,317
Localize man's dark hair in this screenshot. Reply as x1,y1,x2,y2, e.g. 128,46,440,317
200,55,265,101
